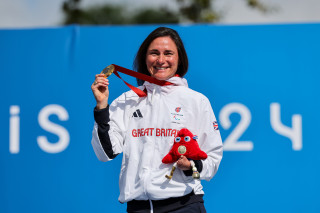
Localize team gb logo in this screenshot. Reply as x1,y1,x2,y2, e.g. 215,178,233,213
175,107,181,113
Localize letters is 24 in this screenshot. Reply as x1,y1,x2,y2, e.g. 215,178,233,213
219,102,302,151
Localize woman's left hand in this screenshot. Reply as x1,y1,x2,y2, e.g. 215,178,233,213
176,155,191,171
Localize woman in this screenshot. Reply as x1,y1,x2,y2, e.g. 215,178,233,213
91,27,223,213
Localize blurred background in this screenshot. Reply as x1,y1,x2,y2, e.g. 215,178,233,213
1,0,320,28
1,0,320,213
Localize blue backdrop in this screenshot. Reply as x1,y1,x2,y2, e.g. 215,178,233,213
1,23,319,212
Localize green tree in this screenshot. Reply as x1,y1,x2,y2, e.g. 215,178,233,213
61,0,273,25
131,8,179,24
177,0,220,22
62,0,128,25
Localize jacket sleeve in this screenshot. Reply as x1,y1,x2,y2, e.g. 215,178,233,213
91,98,127,162
196,97,223,181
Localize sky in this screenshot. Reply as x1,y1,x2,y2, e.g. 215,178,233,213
0,0,320,28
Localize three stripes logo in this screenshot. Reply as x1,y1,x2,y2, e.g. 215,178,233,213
132,109,143,118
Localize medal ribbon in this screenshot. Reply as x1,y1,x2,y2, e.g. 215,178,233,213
111,64,174,97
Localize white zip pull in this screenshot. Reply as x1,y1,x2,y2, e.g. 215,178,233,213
149,199,154,213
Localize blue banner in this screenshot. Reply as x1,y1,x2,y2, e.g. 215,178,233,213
1,23,319,212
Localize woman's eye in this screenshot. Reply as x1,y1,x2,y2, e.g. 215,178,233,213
184,136,191,142
175,137,181,142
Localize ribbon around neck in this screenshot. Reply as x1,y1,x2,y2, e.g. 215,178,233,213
101,64,174,97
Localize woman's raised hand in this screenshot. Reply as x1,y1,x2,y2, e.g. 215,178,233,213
91,74,110,109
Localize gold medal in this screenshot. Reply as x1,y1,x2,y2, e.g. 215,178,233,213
178,145,187,154
98,64,173,97
101,64,115,77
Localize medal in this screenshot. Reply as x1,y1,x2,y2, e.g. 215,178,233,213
178,145,187,155
101,64,115,77
100,64,174,97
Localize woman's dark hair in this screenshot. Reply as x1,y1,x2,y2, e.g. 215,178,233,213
133,27,189,86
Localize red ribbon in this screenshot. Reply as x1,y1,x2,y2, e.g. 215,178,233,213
111,64,173,97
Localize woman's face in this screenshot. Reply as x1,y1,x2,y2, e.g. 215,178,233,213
146,36,179,81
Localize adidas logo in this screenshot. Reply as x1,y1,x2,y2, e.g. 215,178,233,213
132,109,143,118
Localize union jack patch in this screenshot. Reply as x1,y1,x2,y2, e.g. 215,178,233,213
213,121,219,130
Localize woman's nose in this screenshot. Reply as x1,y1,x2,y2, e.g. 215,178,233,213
157,54,165,63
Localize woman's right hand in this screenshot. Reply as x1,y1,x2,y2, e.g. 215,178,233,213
91,74,110,110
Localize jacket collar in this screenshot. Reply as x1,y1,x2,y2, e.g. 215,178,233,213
143,76,188,95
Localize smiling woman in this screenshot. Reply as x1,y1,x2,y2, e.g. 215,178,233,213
145,36,179,81
90,27,223,213
134,27,189,86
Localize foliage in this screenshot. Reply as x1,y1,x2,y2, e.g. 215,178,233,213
61,0,273,25
131,8,179,24
63,0,126,25
176,0,220,22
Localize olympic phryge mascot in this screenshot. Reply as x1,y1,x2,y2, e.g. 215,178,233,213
162,128,207,179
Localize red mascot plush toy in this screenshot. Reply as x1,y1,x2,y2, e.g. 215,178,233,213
162,128,207,179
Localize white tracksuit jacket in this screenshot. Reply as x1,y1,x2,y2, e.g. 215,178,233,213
91,76,223,203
